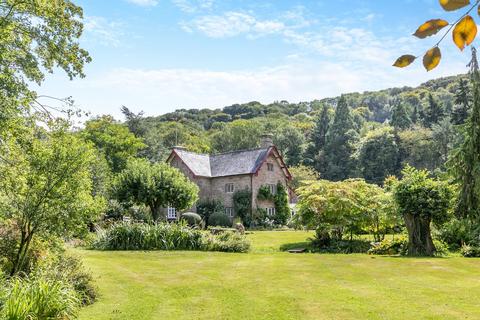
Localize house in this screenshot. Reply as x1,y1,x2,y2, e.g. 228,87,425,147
163,134,294,220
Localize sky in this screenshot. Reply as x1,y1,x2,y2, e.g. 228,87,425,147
38,0,474,119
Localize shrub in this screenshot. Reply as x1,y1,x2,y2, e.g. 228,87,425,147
92,222,203,251
40,254,97,306
233,189,252,226
92,222,249,253
461,244,480,257
438,218,480,250
369,236,408,255
257,186,273,201
273,183,290,225
180,212,204,228
201,232,250,253
0,275,80,320
196,200,224,227
311,239,371,254
208,212,232,227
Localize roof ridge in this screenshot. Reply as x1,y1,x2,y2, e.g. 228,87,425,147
211,147,267,157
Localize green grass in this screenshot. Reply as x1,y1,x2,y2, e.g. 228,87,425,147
77,231,480,320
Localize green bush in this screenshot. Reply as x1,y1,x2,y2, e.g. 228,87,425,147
461,244,480,257
368,236,408,255
180,212,204,228
312,239,371,254
0,275,80,320
208,212,232,227
91,222,249,253
196,200,224,227
92,222,203,251
202,232,250,253
233,189,252,226
438,218,480,250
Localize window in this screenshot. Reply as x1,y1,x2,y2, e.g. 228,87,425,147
266,207,276,216
225,207,234,218
167,207,177,219
225,183,234,193
267,163,274,171
268,184,276,195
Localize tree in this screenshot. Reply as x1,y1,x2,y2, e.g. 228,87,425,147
274,126,305,166
304,105,331,172
451,78,471,125
323,97,358,180
391,102,412,130
0,0,90,115
297,179,391,243
0,119,102,275
273,183,290,225
356,127,400,185
393,166,452,256
289,165,319,190
398,127,442,172
422,94,445,127
432,117,457,165
121,106,146,137
82,115,146,173
211,119,262,153
112,159,199,221
449,62,480,220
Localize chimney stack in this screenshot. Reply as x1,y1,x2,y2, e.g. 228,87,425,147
260,134,274,148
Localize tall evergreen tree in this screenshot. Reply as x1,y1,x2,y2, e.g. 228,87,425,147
451,79,471,125
304,105,330,172
391,102,412,130
422,94,445,127
411,104,419,124
449,49,480,220
324,96,358,181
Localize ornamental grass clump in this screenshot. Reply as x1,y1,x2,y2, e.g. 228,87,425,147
92,222,250,252
92,222,203,251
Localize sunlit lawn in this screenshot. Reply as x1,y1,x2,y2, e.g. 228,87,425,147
77,231,480,320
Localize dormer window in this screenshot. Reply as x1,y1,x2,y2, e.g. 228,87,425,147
267,163,274,171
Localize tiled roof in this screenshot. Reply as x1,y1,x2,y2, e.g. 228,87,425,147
172,147,270,178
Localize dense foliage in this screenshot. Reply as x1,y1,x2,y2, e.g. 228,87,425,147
112,158,199,221
92,222,250,253
393,166,452,256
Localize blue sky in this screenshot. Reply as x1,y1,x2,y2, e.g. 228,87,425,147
38,0,474,119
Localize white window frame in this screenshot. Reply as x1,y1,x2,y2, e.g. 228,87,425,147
268,184,276,195
225,207,234,218
167,206,177,219
225,183,235,193
267,163,274,171
266,207,276,216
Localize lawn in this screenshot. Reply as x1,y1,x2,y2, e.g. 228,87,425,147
77,231,480,320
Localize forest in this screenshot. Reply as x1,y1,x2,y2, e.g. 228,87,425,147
115,73,470,184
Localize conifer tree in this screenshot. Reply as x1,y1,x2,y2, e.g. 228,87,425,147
391,102,412,130
451,79,471,125
324,96,358,181
304,105,330,173
422,94,445,127
449,49,480,220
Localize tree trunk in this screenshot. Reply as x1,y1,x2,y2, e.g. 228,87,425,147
404,213,436,256
150,205,162,222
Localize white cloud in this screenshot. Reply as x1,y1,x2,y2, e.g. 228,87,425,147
84,16,123,47
125,0,158,7
172,0,214,13
181,11,287,38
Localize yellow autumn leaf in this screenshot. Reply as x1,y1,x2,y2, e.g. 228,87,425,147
423,47,441,71
393,55,416,68
413,19,449,38
439,0,470,11
453,15,477,51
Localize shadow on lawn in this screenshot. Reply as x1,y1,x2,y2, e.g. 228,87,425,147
279,241,311,252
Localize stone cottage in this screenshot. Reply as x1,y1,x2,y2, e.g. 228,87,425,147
163,135,294,220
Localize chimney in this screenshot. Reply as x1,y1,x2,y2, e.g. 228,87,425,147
260,134,274,148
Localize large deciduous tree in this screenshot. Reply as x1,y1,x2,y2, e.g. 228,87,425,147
393,166,452,256
82,115,146,173
112,159,199,221
356,127,400,185
0,119,102,275
0,0,91,115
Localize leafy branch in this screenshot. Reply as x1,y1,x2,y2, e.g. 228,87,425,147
394,0,480,71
